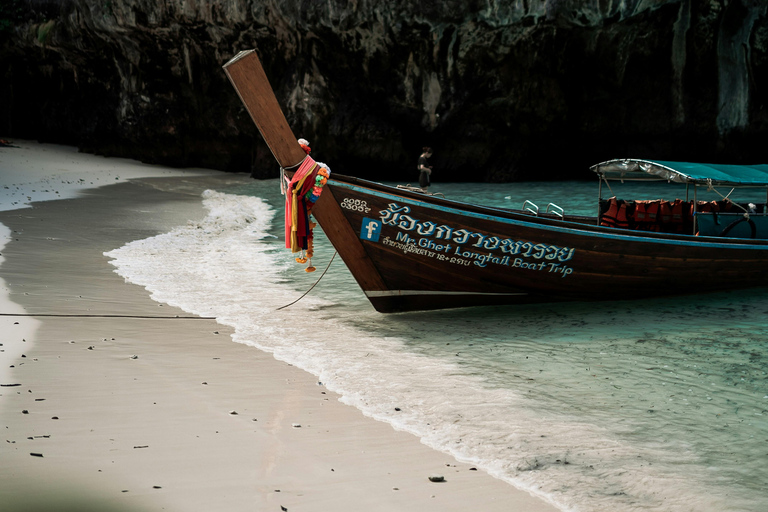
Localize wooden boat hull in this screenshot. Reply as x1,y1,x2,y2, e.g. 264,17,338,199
222,50,768,313
312,176,768,312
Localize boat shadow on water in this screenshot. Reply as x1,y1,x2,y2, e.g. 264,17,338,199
364,285,768,341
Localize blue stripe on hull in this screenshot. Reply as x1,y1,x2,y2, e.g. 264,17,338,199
331,181,768,251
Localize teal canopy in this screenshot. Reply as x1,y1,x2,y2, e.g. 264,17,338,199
591,159,768,187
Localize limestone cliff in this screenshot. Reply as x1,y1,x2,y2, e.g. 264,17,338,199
1,0,767,181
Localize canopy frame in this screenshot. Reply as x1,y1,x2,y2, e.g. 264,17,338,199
592,159,768,234
591,159,768,188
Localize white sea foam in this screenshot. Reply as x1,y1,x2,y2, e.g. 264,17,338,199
105,189,768,512
0,223,41,384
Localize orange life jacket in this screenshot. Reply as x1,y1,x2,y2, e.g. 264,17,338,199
660,199,685,223
633,200,660,231
634,200,659,222
601,198,630,229
697,201,719,213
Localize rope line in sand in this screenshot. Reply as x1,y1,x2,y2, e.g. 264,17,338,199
0,313,215,319
4,251,340,317
276,251,337,311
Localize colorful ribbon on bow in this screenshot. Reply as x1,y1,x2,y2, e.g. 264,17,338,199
284,150,331,272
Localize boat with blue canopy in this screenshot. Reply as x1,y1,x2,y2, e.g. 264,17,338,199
224,50,768,312
593,159,768,239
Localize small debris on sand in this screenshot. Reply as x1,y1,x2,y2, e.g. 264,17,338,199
428,474,445,482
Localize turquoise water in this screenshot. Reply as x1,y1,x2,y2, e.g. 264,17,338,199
106,179,768,512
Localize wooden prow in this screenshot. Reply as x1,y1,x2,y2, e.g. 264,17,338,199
223,50,307,169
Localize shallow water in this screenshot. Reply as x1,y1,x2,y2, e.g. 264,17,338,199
105,178,768,512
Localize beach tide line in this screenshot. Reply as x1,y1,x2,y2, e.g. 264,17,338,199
0,313,216,319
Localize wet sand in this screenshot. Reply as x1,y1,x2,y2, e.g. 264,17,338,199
0,140,559,511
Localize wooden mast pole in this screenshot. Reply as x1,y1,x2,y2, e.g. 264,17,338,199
223,50,308,170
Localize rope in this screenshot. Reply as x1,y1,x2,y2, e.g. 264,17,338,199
705,179,750,216
0,313,215,319
601,176,616,197
282,155,308,171
280,155,311,196
276,251,337,311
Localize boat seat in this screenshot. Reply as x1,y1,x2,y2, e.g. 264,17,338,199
695,211,768,239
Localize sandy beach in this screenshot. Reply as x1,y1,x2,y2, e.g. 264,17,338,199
0,140,559,511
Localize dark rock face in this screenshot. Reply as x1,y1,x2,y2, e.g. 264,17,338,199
1,0,768,181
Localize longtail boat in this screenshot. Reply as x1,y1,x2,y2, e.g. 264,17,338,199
224,49,768,313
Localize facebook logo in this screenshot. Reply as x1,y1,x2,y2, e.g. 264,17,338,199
360,218,382,242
